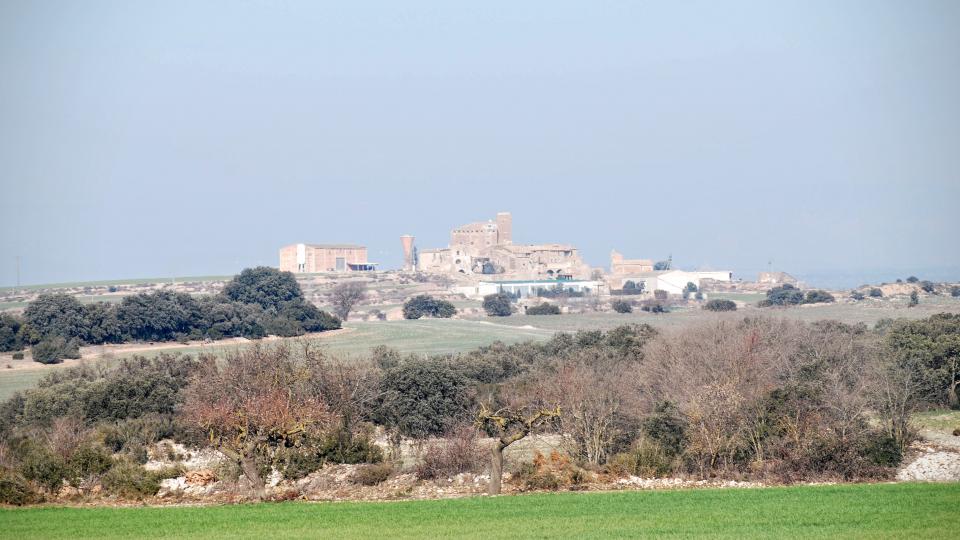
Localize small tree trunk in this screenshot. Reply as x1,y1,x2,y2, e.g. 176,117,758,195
240,453,266,501
488,444,504,495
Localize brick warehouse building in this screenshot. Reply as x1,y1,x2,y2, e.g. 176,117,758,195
279,244,376,273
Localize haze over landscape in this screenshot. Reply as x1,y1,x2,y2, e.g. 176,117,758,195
2,0,958,288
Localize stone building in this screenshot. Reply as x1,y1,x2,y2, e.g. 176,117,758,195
279,244,375,273
610,250,653,275
417,212,591,279
758,271,798,286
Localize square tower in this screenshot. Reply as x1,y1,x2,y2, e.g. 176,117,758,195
496,212,512,245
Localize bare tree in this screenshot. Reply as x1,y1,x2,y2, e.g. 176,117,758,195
475,403,560,495
181,344,332,499
330,282,367,321
544,352,633,465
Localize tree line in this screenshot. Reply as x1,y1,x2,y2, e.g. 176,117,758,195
0,267,340,363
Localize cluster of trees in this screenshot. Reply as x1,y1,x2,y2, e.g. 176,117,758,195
758,285,835,307
2,314,956,503
402,295,457,320
536,285,586,299
0,268,341,362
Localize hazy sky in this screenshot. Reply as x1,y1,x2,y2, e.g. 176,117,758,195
1,1,958,288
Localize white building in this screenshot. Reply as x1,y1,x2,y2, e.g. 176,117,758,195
455,279,603,299
614,270,732,295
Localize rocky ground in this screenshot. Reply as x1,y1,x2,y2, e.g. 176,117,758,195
895,429,960,482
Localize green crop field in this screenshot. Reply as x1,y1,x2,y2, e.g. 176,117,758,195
1,483,957,539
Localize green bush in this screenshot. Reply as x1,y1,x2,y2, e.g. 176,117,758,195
909,290,919,307
402,295,457,319
951,286,960,298
100,458,162,499
31,336,81,365
864,435,902,467
760,284,804,307
352,463,392,486
526,303,560,315
14,441,67,493
374,360,471,438
906,276,919,283
0,469,42,505
12,352,24,360
612,300,632,314
0,313,25,352
65,444,114,485
482,293,513,317
803,290,835,304
704,299,736,312
869,288,883,298
850,291,864,301
920,281,935,294
619,280,644,295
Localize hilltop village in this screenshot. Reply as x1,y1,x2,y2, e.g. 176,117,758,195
278,211,752,309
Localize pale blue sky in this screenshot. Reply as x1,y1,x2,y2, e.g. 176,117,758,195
1,1,958,288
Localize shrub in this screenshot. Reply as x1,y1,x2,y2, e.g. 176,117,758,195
869,288,883,298
0,470,42,505
352,463,392,486
951,286,960,298
374,359,471,438
653,290,668,301
864,435,902,467
0,314,24,352
703,299,736,312
14,441,67,493
12,352,24,360
415,428,483,480
402,295,456,319
920,281,935,294
512,451,584,491
760,284,805,307
525,303,560,316
100,458,163,499
906,276,919,283
640,302,666,313
803,290,835,304
612,300,633,314
620,280,644,295
850,291,864,301
316,428,383,465
31,336,81,364
606,438,674,478
482,293,513,317
65,444,114,485
909,290,919,307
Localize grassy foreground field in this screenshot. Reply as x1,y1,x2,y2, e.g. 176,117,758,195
2,483,958,539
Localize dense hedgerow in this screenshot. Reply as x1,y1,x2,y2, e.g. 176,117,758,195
10,267,340,363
